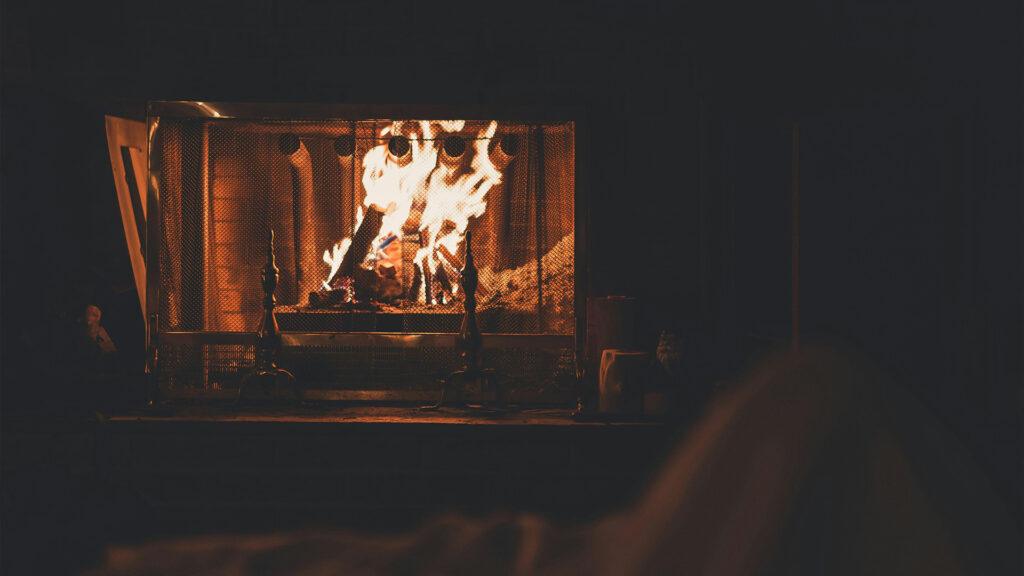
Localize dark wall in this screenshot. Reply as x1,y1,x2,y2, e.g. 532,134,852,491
692,0,1022,522
2,0,1020,514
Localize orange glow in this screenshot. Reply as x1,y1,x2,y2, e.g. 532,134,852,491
321,120,503,303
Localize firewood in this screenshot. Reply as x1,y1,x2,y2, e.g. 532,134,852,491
334,206,384,288
408,263,423,301
377,265,403,301
434,263,453,295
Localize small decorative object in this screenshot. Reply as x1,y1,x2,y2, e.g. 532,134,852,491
75,304,118,382
73,304,120,412
585,296,638,373
641,331,684,416
598,349,648,415
79,304,117,356
655,330,682,380
576,296,637,416
238,229,299,403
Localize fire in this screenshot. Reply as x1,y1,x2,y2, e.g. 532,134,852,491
321,120,503,303
321,237,352,291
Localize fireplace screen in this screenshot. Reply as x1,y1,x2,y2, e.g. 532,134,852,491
146,103,579,402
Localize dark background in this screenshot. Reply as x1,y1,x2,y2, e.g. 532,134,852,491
2,0,1020,571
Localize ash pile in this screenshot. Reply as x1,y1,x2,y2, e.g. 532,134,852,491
477,232,574,334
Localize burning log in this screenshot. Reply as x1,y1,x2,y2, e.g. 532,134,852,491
307,288,380,311
408,262,423,301
436,244,462,274
352,266,382,300
307,262,398,309
334,206,384,287
422,263,432,304
401,233,421,297
307,287,342,308
378,265,403,300
434,264,453,300
310,205,388,308
311,121,512,309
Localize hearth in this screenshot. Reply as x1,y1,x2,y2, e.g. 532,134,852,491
130,102,582,403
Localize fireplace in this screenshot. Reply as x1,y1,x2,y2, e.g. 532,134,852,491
138,102,582,403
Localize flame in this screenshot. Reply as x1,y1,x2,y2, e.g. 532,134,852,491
321,238,352,290
323,120,503,303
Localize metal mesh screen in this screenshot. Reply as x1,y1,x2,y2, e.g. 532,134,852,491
157,342,575,403
156,343,256,394
152,113,575,400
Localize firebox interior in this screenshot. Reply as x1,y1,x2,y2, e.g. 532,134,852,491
149,104,578,402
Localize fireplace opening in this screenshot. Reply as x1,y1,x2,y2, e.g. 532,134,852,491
147,103,579,402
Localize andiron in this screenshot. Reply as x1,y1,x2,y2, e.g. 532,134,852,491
422,231,509,413
238,229,299,403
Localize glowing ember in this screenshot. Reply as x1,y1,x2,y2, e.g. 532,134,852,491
321,120,503,303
